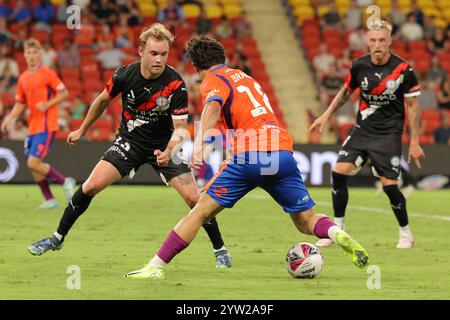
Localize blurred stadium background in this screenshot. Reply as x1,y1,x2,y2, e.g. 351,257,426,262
0,0,449,186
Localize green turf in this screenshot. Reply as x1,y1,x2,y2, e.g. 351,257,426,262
1,185,449,300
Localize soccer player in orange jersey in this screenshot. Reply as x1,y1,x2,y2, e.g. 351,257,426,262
125,35,369,280
1,38,75,209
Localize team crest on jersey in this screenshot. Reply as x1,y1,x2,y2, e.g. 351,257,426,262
386,80,399,93
390,156,400,167
155,96,170,111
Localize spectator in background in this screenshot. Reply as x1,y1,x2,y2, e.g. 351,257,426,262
56,0,70,23
428,28,448,53
422,15,436,40
313,43,336,77
9,0,31,24
389,0,406,29
319,63,344,107
196,8,211,35
71,96,87,119
41,40,57,69
336,48,352,77
214,15,233,39
436,79,450,110
322,3,341,29
0,0,11,19
96,41,128,70
348,26,367,51
97,24,115,50
410,3,424,26
344,0,361,30
115,26,132,49
34,0,55,32
0,17,12,46
425,56,447,84
418,79,438,109
0,51,19,92
234,10,252,39
229,47,251,76
434,112,450,145
57,39,80,69
123,0,141,27
7,117,28,140
157,0,185,30
400,13,424,41
92,0,116,27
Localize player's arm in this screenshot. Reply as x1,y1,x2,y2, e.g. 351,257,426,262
190,100,222,170
1,102,26,133
155,118,190,167
405,96,425,168
36,89,69,112
309,85,353,133
67,89,111,147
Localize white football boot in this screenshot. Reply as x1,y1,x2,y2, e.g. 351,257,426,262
396,227,414,249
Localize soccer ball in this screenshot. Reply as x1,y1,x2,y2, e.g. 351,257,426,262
285,243,324,279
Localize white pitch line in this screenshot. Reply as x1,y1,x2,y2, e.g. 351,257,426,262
247,194,450,222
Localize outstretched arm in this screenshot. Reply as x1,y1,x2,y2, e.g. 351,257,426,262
1,102,26,133
309,85,352,133
67,89,111,147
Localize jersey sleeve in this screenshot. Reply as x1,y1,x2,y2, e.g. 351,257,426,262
47,68,66,93
344,62,359,92
200,75,230,107
170,80,189,120
15,77,26,104
105,66,126,99
403,65,421,98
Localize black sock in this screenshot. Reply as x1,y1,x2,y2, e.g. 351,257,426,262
401,167,416,187
383,185,408,227
56,186,93,239
202,217,225,250
332,171,349,218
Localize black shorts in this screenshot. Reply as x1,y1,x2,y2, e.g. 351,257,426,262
337,131,402,179
101,135,191,184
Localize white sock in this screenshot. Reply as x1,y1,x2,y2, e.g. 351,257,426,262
334,217,345,229
53,231,63,241
149,255,167,269
214,245,226,253
328,226,342,243
400,225,411,233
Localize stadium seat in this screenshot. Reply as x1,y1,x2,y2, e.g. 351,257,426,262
182,3,201,18
205,4,223,19
223,4,242,19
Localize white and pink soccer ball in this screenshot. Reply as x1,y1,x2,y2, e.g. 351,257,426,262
285,243,324,279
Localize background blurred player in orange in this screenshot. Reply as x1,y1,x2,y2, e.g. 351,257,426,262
1,38,75,209
125,35,369,280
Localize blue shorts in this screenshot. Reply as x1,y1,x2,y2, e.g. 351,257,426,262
25,131,56,159
204,151,315,213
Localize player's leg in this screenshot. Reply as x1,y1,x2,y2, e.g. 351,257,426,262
126,157,252,279
399,162,416,199
26,132,76,206
27,160,123,256
289,209,369,269
169,171,231,268
125,192,225,279
369,136,413,248
261,150,369,268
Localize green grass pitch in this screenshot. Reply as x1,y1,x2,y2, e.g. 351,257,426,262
1,185,449,300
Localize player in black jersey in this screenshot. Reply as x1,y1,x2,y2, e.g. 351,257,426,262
27,23,232,268
310,20,425,249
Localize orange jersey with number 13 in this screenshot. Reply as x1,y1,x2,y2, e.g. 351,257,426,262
200,65,293,154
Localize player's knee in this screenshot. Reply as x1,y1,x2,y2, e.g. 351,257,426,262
82,180,104,197
26,158,39,171
185,193,199,209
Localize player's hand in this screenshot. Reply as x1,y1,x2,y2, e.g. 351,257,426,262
154,149,170,167
309,112,331,133
67,129,83,148
1,117,11,133
408,142,425,169
36,101,49,112
188,153,203,170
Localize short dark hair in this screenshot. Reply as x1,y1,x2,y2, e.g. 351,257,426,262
185,35,226,71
